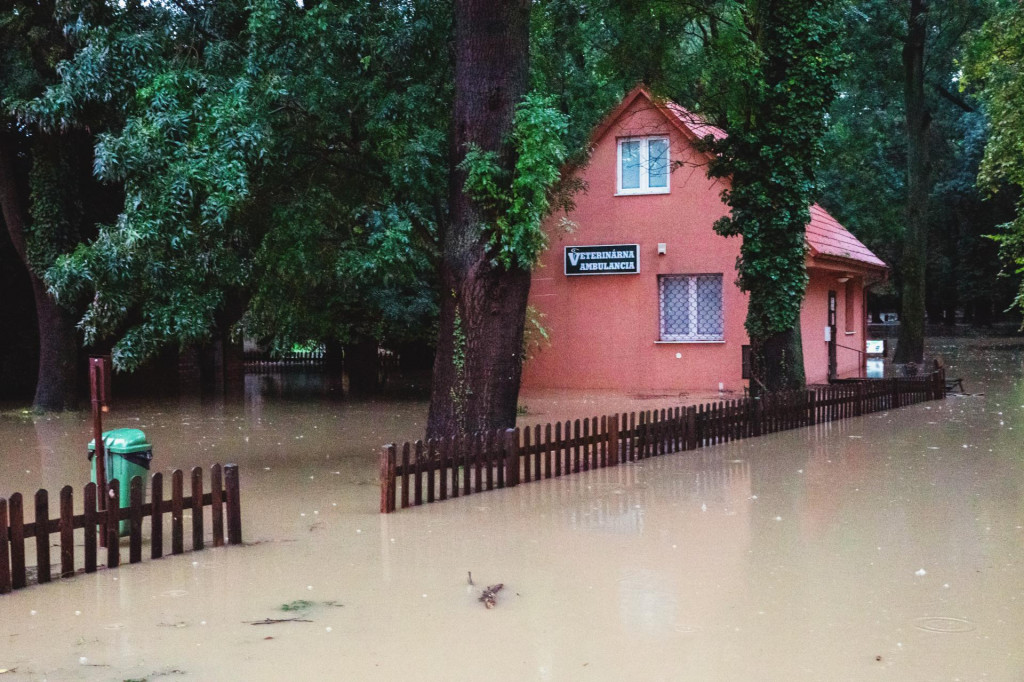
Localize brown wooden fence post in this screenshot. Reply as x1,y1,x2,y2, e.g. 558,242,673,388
35,489,51,584
0,498,11,594
106,479,120,569
225,464,242,545
505,428,520,487
891,378,901,409
129,476,144,564
379,445,397,514
59,486,74,578
400,442,411,509
8,493,24,590
83,483,97,573
210,464,224,548
171,470,184,555
151,473,164,560
855,383,864,417
191,468,204,552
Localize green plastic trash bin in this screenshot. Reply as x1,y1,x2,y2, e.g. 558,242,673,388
88,428,153,536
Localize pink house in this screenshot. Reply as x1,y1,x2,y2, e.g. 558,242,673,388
521,86,887,393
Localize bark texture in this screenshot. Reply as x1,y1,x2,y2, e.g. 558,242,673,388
427,0,532,439
894,0,929,364
749,325,806,396
0,133,79,411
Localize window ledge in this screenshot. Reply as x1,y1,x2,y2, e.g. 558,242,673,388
615,189,670,197
655,340,726,344
845,331,856,336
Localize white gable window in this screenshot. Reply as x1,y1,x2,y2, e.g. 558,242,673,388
617,136,670,195
659,274,724,341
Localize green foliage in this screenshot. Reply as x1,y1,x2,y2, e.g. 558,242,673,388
460,94,569,269
280,600,314,612
522,304,550,360
964,0,1024,317
705,0,843,339
23,0,450,370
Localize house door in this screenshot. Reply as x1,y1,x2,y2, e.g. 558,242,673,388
828,290,837,381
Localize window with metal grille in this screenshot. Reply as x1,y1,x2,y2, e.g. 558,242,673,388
659,274,724,341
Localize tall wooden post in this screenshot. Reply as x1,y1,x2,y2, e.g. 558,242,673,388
89,356,111,547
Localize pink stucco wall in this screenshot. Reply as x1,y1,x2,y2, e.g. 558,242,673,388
800,269,868,385
522,95,873,392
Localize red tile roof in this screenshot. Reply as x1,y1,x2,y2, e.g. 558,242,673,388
805,204,887,270
603,86,887,273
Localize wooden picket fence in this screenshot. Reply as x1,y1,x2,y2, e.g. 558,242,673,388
380,373,945,513
1,464,242,594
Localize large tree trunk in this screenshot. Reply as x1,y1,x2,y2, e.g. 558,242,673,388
0,133,79,411
426,0,532,439
750,325,806,395
894,0,929,364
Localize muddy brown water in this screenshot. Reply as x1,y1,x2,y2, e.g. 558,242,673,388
1,339,1022,680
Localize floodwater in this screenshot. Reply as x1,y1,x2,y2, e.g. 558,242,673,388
0,339,1022,681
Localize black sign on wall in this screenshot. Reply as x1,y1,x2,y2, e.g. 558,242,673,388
564,244,640,276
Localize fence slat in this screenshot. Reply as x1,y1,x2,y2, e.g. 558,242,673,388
414,441,424,506
380,445,397,514
491,430,499,489
437,439,448,501
609,414,620,466
191,468,204,552
9,494,24,590
534,425,543,480
522,427,532,484
59,486,74,578
505,428,520,487
151,473,164,559
129,476,144,564
83,484,97,573
554,422,562,476
474,432,485,492
451,435,461,499
0,499,11,593
34,490,51,584
171,470,184,554
210,464,224,548
400,442,411,509
106,480,120,569
225,464,242,545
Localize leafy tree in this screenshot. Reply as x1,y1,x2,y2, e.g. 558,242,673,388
815,0,1010,340
0,0,119,410
426,0,571,438
964,0,1024,319
26,0,448,377
700,0,844,392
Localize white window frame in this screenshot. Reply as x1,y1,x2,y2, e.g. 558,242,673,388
658,274,724,342
616,136,671,195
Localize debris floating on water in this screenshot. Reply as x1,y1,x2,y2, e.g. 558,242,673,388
247,618,313,625
915,568,927,576
479,584,504,609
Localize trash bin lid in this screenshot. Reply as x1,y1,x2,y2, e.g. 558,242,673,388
88,428,152,455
